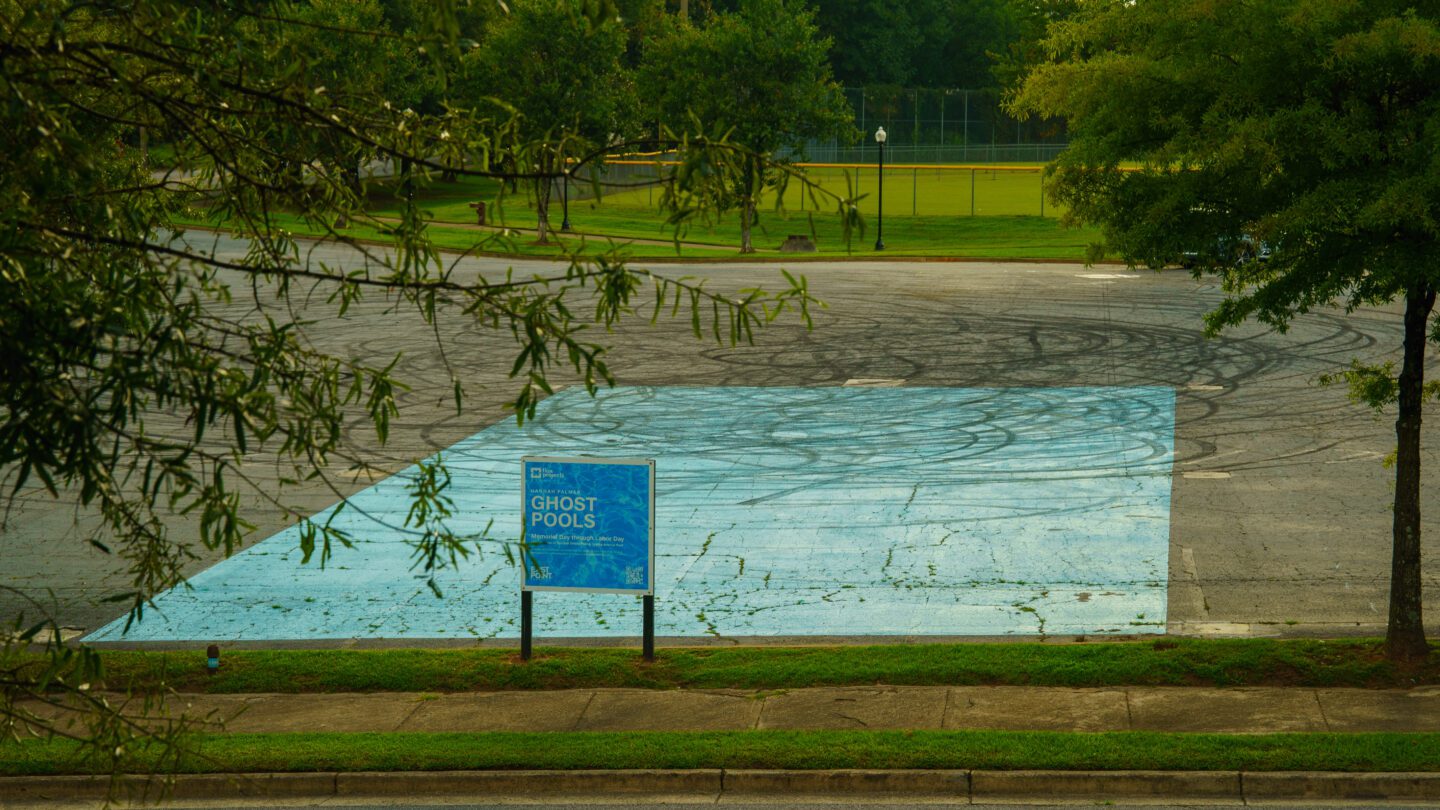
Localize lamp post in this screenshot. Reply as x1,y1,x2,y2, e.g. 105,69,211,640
874,126,886,251
560,152,572,233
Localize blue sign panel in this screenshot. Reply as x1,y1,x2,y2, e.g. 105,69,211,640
521,457,655,594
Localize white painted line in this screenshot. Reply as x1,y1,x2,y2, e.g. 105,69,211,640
1184,450,1245,465
1182,471,1232,480
1185,384,1225,391
2,627,85,644
843,378,906,387
339,467,389,481
1339,451,1385,461
1076,273,1136,279
1181,547,1200,580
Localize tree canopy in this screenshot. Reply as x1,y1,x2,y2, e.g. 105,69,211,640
1013,0,1440,660
812,0,1021,90
686,0,1032,90
637,0,853,252
460,0,636,242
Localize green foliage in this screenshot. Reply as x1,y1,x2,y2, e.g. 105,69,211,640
1013,0,1440,329
0,608,203,788
0,0,819,775
1012,0,1440,659
639,0,852,158
990,0,1082,90
462,0,636,145
1319,360,1440,413
1319,361,1402,412
458,0,637,240
636,0,853,251
813,0,1024,89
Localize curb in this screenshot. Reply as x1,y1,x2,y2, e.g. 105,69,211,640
724,769,969,795
8,770,1440,803
336,769,721,796
971,769,1239,800
1243,772,1440,802
0,772,337,801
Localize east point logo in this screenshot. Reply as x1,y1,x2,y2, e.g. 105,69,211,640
529,494,600,529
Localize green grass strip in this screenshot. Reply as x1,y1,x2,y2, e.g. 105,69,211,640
177,202,1103,260
95,639,1440,694
4,730,1439,775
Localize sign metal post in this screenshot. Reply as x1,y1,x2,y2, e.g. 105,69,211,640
643,594,655,662
520,590,533,661
520,457,656,662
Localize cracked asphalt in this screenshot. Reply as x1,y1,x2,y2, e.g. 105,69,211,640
3,236,1436,640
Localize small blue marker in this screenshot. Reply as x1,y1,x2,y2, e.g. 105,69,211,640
206,644,220,675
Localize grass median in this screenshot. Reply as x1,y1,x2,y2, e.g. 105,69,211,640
94,638,1440,694
4,730,1439,775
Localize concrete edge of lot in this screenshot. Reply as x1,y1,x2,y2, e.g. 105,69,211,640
7,769,1440,803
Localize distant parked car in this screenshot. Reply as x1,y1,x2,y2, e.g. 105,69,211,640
1181,234,1270,269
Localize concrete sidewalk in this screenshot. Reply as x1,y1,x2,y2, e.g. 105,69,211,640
28,685,1440,734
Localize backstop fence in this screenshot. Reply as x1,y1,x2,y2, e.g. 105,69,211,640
572,88,1068,218
801,86,1069,165
579,161,1057,219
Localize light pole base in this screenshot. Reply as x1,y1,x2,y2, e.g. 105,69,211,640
561,221,572,232
874,239,885,251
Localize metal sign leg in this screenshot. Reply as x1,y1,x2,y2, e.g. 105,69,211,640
643,594,655,662
521,590,533,662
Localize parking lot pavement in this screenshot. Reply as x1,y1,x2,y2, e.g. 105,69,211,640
4,239,1436,640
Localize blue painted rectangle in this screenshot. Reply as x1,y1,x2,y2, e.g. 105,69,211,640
85,386,1175,642
522,457,655,594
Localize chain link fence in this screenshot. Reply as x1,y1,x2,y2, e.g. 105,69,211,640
801,86,1068,164
579,161,1056,218
577,88,1068,217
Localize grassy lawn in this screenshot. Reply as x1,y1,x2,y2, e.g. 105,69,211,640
185,166,1103,260
368,163,1056,221
94,639,1440,694
5,730,1439,775
493,208,1090,258
177,209,747,260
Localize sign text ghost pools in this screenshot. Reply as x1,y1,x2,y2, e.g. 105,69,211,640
520,457,655,594
529,494,600,529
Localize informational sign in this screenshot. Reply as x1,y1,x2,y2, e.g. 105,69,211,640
521,456,655,594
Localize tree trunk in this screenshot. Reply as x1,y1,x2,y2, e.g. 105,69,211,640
535,176,553,244
1388,281,1435,662
283,159,303,191
740,198,755,253
739,159,757,254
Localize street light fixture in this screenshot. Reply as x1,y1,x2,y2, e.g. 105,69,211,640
874,126,886,251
